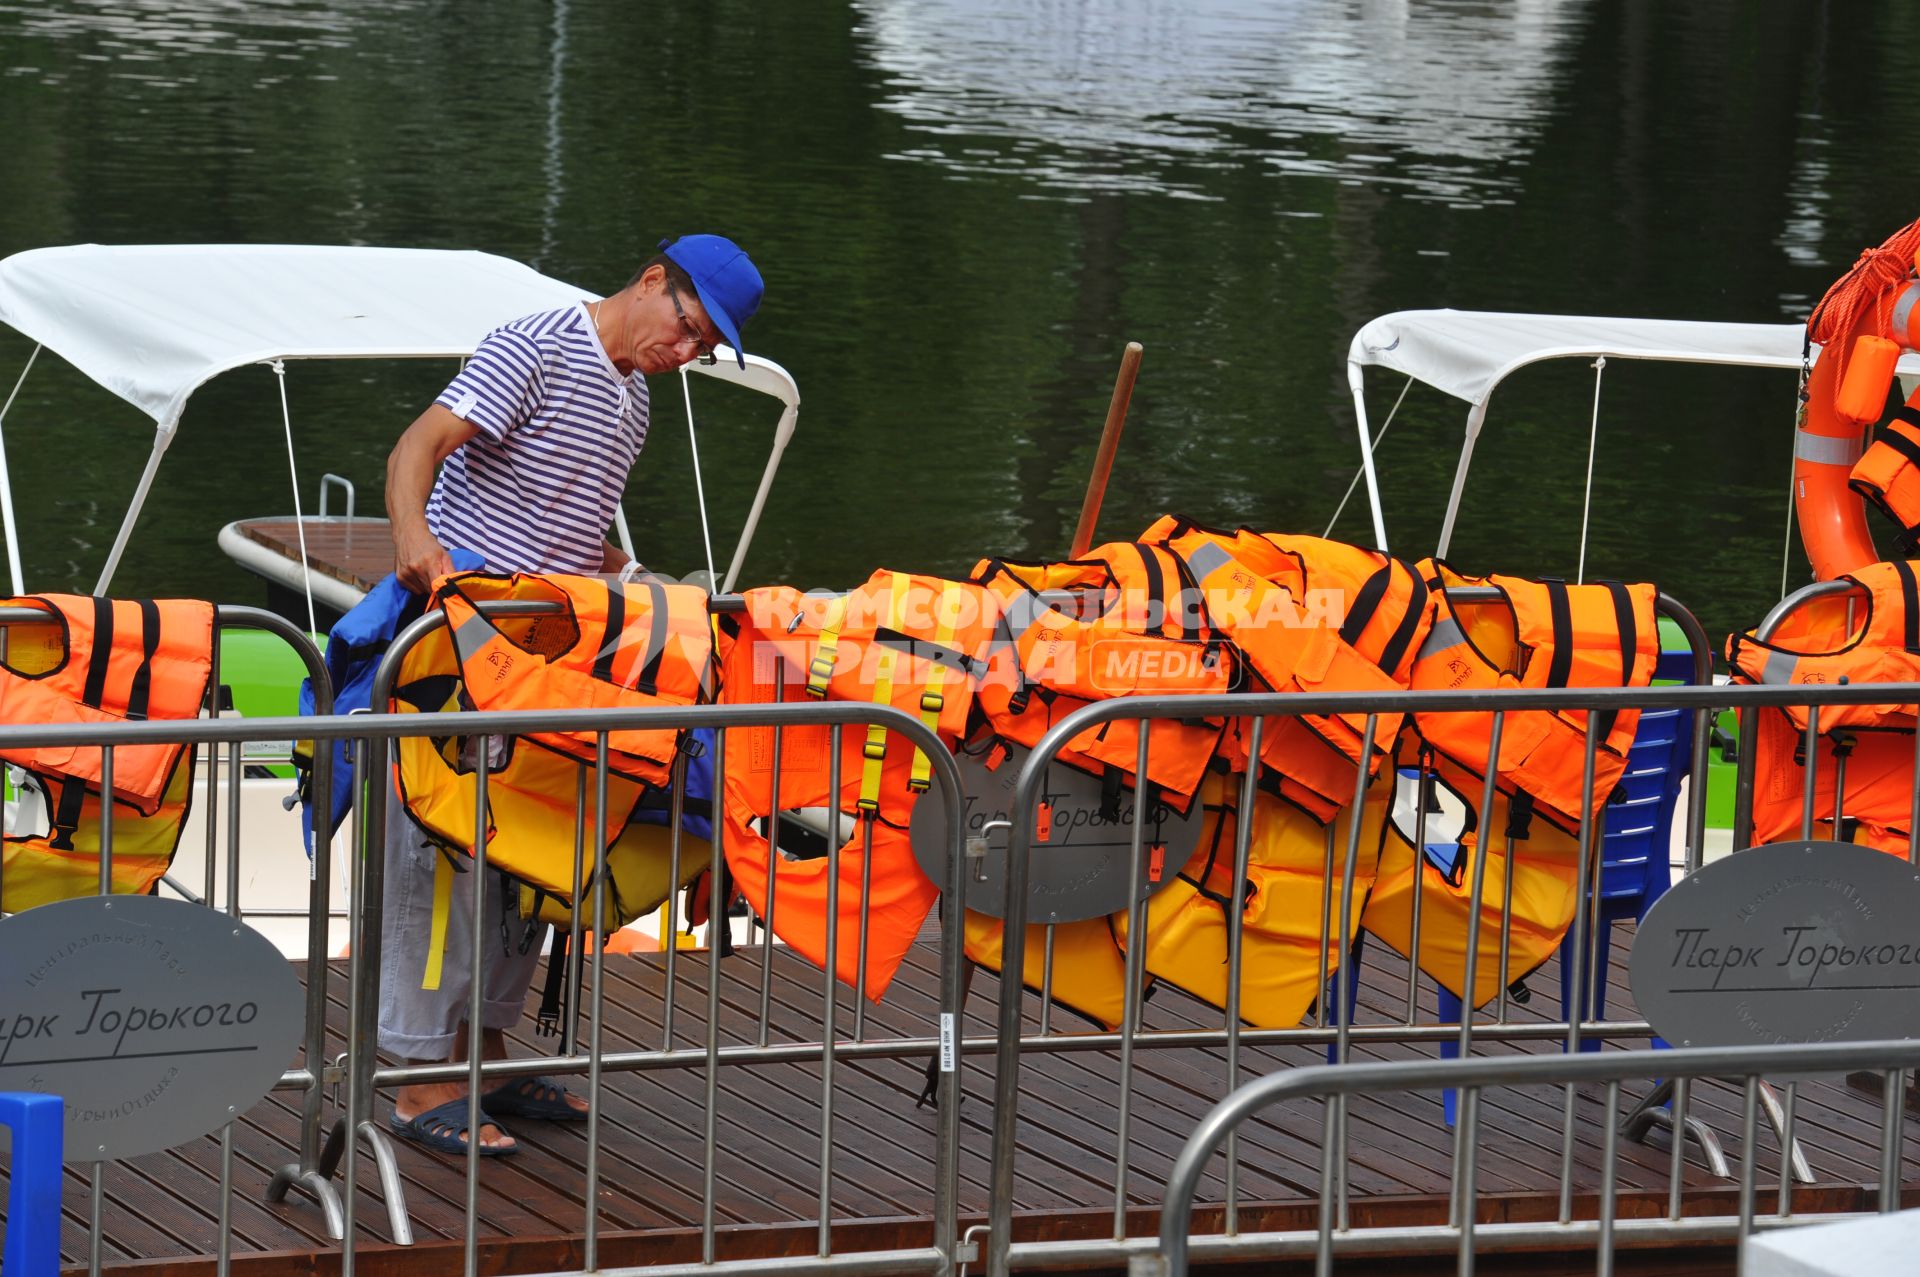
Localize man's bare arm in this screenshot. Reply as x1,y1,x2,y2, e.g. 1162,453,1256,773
387,405,481,592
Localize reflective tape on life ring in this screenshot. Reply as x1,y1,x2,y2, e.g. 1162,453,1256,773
1795,429,1861,466
1893,281,1920,347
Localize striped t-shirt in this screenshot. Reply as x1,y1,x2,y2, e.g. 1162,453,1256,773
425,303,648,573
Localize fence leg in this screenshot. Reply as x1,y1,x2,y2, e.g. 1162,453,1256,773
1623,1080,1731,1179
1,1091,63,1277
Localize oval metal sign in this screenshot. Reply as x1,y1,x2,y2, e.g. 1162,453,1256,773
1630,840,1920,1054
0,895,304,1161
908,740,1200,924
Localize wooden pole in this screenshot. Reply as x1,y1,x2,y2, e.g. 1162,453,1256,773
1069,342,1143,559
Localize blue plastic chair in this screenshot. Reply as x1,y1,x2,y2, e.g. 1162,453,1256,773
1327,648,1697,1125
1557,646,1696,1048
1,1091,63,1277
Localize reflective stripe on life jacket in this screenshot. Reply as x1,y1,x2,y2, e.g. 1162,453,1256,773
721,572,1000,1000
1409,564,1657,833
0,595,213,815
436,571,715,788
1849,401,1920,558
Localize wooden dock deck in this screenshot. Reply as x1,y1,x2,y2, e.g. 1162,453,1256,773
14,924,1917,1275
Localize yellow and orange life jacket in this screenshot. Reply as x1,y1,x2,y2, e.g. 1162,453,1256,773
1360,568,1658,1005
720,571,1000,1001
393,573,715,938
0,595,213,910
1110,767,1390,1028
437,572,714,786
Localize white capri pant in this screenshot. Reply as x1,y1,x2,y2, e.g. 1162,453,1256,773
377,775,547,1060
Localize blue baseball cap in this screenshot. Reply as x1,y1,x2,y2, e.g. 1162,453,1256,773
660,234,763,368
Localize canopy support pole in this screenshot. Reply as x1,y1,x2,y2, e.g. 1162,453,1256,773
1434,399,1490,560
1347,361,1390,552
612,504,636,561
680,366,718,587
1329,373,1410,541
1575,357,1607,584
94,421,177,595
0,344,42,595
720,403,798,595
271,360,319,640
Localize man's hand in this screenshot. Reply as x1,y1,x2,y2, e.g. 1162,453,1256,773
394,524,455,593
387,405,481,593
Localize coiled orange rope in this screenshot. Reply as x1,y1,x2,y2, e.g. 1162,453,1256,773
1808,215,1920,389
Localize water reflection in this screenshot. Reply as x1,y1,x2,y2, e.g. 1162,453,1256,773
855,0,1586,204
2,0,365,79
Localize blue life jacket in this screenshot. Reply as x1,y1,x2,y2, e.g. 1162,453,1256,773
297,551,484,855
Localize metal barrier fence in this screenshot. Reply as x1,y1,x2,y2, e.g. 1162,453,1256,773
979,668,1920,1274
1144,1038,1920,1277
3,611,1920,1276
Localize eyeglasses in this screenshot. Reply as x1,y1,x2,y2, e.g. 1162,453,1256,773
666,281,719,366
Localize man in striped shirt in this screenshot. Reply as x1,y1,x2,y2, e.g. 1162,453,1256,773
381,235,763,1155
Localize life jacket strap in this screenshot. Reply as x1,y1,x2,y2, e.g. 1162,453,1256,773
537,928,571,1047
858,581,903,813
807,595,850,698
422,850,456,991
46,777,86,852
909,583,967,794
1896,559,1920,653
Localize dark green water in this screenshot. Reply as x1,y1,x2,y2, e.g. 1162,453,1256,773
3,0,1920,644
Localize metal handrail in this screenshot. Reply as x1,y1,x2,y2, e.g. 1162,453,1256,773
1149,1037,1920,1276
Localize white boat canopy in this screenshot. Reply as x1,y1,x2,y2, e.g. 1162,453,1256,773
1343,309,1920,559
0,244,800,597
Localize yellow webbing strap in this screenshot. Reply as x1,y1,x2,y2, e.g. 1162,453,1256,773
909,583,964,793
422,851,455,991
807,594,850,698
858,574,906,812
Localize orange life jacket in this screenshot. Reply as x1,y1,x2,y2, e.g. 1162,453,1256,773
1409,564,1657,832
0,595,213,814
1736,706,1913,855
720,571,1000,1001
1849,398,1920,558
970,543,1231,808
1726,559,1920,733
1140,515,1432,820
1727,561,1920,855
0,595,212,909
436,571,714,787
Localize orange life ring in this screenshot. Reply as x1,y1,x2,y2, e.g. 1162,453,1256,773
1798,217,1920,580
